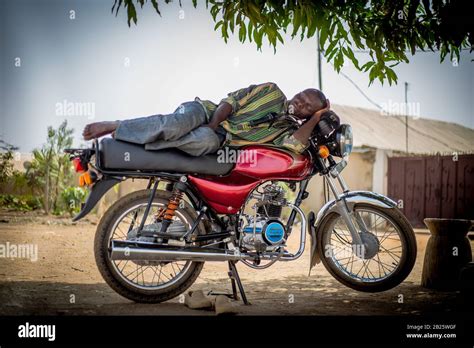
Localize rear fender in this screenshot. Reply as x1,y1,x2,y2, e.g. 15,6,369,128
72,178,122,221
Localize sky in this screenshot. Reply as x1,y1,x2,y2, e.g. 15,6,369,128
1,0,473,152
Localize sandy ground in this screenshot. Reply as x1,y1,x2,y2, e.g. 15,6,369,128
0,209,471,316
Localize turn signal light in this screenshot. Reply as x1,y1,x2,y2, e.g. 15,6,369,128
318,145,330,159
79,172,95,187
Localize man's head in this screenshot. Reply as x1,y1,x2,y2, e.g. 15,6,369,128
288,88,327,119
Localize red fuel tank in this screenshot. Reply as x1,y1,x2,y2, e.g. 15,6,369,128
188,146,312,214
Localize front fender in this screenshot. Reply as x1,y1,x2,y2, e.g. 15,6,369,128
315,190,397,227
309,191,397,269
72,178,122,221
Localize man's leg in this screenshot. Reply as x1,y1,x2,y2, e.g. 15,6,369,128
83,101,206,142
145,126,222,156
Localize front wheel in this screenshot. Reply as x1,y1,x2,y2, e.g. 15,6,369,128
317,203,417,292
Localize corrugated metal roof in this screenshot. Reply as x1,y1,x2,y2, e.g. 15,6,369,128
332,104,474,154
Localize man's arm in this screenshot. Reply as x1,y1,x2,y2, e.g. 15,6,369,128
205,101,233,130
291,100,331,146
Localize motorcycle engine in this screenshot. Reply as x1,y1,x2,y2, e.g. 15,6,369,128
241,184,287,252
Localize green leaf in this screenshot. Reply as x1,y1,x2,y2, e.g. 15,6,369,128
361,61,375,72
210,4,219,21
326,45,339,61
336,21,348,40
319,20,329,48
306,10,318,39
268,27,277,48
247,3,262,23
126,2,137,26
291,8,301,37
324,39,337,56
369,65,379,85
150,0,160,15
349,26,364,49
342,46,359,69
254,27,264,49
247,21,253,43
239,23,246,42
334,51,344,72
214,20,223,30
276,31,284,44
386,67,398,85
228,7,235,33
221,22,229,42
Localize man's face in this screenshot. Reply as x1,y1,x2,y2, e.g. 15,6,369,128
288,91,324,119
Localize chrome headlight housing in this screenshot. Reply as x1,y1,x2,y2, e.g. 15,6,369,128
335,124,353,157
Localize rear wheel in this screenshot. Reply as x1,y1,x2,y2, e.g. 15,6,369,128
94,189,204,303
317,203,417,292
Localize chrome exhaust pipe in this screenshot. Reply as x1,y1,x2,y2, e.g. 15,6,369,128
110,241,299,263
110,240,253,262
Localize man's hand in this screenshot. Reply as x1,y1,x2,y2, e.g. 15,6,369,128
204,102,233,130
311,99,330,123
291,99,330,146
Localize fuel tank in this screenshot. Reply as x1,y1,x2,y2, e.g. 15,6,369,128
188,145,312,214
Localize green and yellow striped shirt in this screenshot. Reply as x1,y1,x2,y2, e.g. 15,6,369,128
195,82,307,154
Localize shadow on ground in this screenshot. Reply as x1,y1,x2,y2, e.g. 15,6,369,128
0,275,465,316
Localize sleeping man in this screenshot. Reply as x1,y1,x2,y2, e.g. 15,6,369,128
82,82,331,156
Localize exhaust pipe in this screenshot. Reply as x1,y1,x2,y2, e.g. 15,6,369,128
110,240,253,262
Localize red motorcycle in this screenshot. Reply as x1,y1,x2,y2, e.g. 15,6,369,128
66,116,416,304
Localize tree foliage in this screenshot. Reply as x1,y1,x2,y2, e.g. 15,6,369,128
112,0,472,85
0,140,19,187
26,121,75,214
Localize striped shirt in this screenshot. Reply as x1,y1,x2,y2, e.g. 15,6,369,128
195,82,307,154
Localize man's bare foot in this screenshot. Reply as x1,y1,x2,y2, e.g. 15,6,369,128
82,121,120,140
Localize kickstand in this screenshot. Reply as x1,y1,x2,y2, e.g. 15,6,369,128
228,261,250,305
206,261,251,305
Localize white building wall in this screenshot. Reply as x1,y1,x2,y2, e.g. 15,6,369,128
371,149,393,195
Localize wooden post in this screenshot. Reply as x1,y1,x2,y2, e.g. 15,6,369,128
421,218,473,290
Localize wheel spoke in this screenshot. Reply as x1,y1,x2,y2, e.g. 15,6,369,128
379,245,402,263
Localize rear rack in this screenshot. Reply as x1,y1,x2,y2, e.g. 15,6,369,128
65,138,98,158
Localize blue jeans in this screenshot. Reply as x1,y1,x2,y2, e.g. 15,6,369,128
114,101,224,156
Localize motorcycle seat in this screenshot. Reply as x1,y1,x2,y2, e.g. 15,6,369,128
99,138,234,176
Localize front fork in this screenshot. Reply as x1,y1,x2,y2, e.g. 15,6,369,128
323,172,368,246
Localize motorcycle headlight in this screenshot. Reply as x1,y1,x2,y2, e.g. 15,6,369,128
336,124,353,157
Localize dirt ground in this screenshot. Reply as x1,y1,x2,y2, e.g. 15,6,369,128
0,209,471,316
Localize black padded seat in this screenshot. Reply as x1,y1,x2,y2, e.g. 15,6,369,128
99,138,234,176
